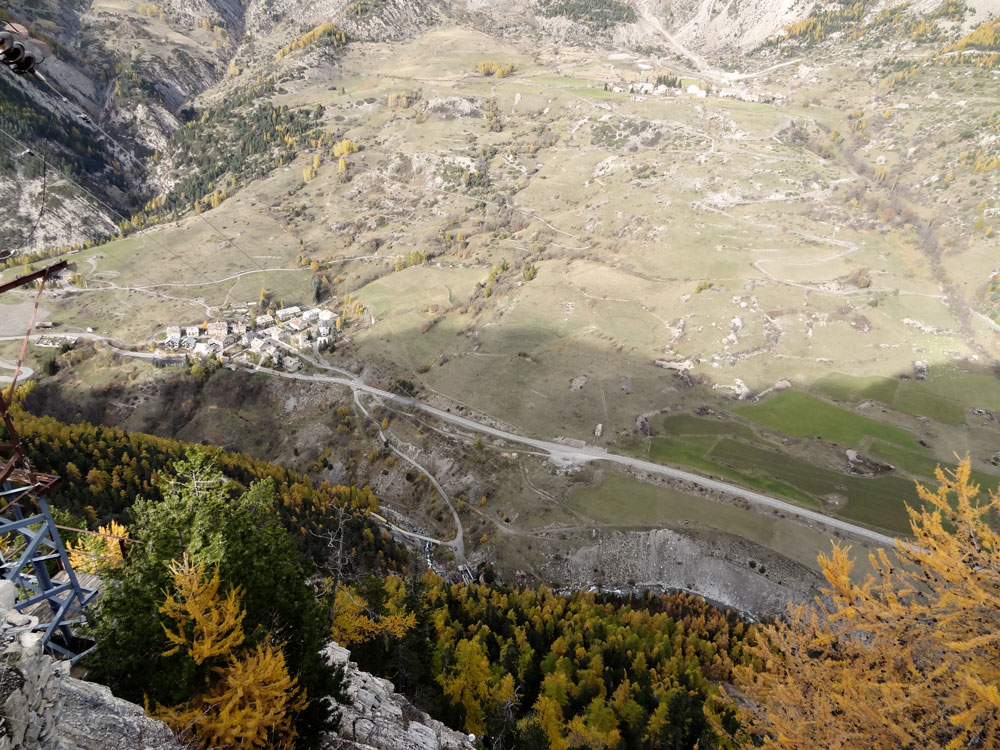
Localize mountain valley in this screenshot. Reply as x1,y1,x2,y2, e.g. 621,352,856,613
1,0,1000,745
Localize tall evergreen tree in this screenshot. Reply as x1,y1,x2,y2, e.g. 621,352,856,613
87,451,341,746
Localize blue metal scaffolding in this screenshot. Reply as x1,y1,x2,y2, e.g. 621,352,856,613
0,479,98,661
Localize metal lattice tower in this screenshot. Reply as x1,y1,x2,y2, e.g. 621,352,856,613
0,482,98,661
0,260,97,662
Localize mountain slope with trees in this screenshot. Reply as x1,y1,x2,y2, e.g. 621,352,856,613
5,388,755,748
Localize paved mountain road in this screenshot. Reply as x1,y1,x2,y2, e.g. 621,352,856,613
3,330,899,552
0,359,32,385
352,386,470,574
244,363,900,551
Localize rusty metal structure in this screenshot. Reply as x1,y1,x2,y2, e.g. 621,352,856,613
0,260,97,661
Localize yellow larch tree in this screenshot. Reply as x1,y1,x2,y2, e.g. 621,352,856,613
439,635,494,735
726,457,1000,750
153,555,306,749
275,22,345,60
66,520,128,575
527,695,567,750
565,696,621,750
332,139,358,157
162,641,307,750
329,582,416,646
160,554,245,665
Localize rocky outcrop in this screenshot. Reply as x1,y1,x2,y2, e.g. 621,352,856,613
158,0,248,35
668,0,816,53
322,643,475,750
0,581,181,750
845,449,894,477
244,0,438,40
1,0,230,253
542,527,823,619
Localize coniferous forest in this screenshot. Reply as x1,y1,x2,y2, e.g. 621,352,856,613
8,386,999,749
7,387,754,749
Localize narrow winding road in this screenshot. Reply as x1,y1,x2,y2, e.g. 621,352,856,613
352,387,470,575
0,359,32,385
6,331,900,555
244,361,899,551
269,340,470,574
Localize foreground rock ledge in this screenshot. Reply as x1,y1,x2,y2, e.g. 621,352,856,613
0,580,182,750
323,642,476,750
0,575,475,750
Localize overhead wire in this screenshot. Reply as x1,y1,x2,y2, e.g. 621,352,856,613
0,124,190,292
187,209,304,304
4,73,305,306
0,32,148,571
3,6,65,22
6,105,54,255
0,157,218,319
0,87,204,282
3,265,48,403
54,523,140,544
0,122,254,308
0,121,127,230
60,550,125,563
33,72,145,172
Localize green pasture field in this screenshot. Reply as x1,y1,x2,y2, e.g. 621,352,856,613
867,442,1000,491
892,383,966,426
570,473,861,572
647,434,722,471
524,74,600,88
644,435,819,508
708,438,918,533
922,367,1000,412
812,373,899,404
353,311,466,372
661,413,757,440
631,409,930,533
591,300,671,350
812,373,966,425
734,391,919,449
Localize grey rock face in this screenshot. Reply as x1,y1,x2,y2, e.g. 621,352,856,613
0,580,181,750
56,678,184,750
322,643,475,750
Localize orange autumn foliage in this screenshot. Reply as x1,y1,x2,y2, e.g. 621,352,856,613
152,555,306,748
330,583,416,646
160,554,245,665
727,457,1000,750
158,641,307,750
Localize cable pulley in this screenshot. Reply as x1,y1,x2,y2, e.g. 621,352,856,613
1,22,50,75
